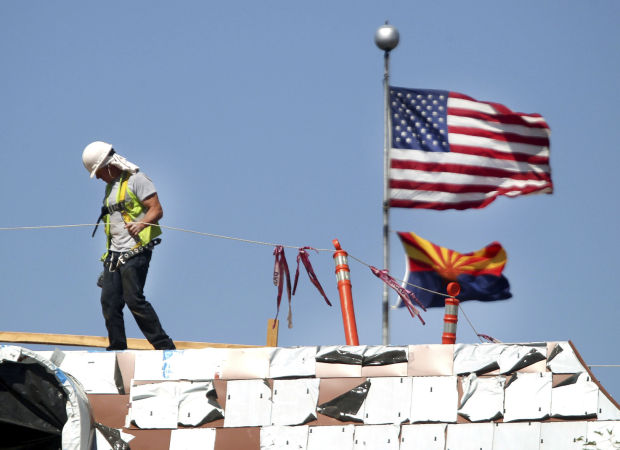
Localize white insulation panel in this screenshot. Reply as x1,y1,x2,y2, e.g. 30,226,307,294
307,425,354,450
546,342,585,374
551,373,599,418
261,425,309,450
271,379,319,426
57,351,120,394
223,379,272,427
586,421,620,450
458,375,505,422
539,421,588,450
269,347,316,379
497,343,546,374
493,422,541,449
169,428,216,450
177,381,223,427
453,344,504,375
400,424,446,450
598,391,620,420
352,424,400,450
129,382,180,429
445,423,494,450
410,376,458,423
129,381,222,429
363,377,412,424
504,372,552,422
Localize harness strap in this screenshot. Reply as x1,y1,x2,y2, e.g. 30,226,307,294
92,201,128,237
116,174,141,249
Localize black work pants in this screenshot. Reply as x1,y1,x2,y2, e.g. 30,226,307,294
100,250,175,350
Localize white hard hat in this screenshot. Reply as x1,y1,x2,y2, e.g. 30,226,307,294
82,141,114,178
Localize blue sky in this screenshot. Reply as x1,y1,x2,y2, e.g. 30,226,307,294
1,1,618,400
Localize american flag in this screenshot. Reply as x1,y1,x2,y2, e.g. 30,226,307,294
389,86,552,210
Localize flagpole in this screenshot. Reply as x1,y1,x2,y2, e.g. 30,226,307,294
375,23,399,345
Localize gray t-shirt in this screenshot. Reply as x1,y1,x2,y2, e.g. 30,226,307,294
103,171,157,252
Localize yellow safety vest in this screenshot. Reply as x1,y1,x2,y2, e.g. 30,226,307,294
101,171,162,260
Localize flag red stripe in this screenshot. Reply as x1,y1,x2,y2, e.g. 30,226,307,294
391,197,493,210
390,179,553,194
449,92,548,120
449,145,550,165
448,107,550,129
391,160,551,180
448,126,550,146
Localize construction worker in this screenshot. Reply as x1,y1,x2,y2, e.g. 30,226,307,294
82,141,175,351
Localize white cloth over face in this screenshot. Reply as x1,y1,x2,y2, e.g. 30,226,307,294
103,152,140,175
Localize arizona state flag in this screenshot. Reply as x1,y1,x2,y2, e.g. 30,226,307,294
398,232,512,308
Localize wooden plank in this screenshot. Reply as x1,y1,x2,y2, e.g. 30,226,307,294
0,331,258,350
266,319,279,347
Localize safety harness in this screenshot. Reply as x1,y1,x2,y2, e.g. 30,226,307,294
92,172,162,277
